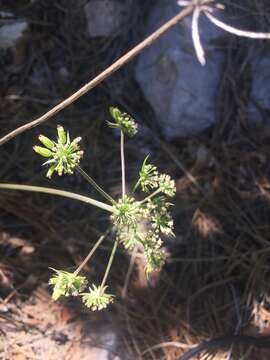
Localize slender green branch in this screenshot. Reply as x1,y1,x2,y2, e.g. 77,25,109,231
74,227,111,276
139,188,161,205
120,131,126,198
76,166,114,204
101,239,119,288
132,179,140,194
0,183,114,213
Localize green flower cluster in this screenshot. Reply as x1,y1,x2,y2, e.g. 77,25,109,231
136,156,176,197
112,159,176,274
148,196,174,236
32,108,176,310
49,270,113,311
33,126,83,178
112,196,142,227
134,155,159,192
158,174,176,197
143,231,167,274
107,107,138,137
49,269,87,300
81,284,114,311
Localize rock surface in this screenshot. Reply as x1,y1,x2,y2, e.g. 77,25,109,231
247,49,270,126
0,21,28,49
135,0,225,139
84,0,126,38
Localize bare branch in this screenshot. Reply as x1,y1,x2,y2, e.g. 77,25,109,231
205,11,270,39
192,6,206,65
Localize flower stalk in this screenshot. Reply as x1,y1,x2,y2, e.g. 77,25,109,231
139,189,162,205
101,239,119,289
120,131,126,198
0,183,114,213
76,166,114,204
73,227,111,276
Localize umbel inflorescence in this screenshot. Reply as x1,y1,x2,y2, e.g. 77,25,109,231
32,107,176,311
34,126,83,178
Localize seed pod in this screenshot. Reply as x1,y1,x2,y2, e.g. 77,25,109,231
57,125,67,145
46,164,57,178
38,135,55,149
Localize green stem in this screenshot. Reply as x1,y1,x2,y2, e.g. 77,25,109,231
139,188,161,205
76,166,114,204
0,183,114,213
132,179,140,194
74,227,111,276
101,239,119,288
120,131,125,198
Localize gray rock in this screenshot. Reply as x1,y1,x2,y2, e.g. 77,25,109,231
247,49,270,126
0,21,28,49
84,0,126,38
135,0,225,139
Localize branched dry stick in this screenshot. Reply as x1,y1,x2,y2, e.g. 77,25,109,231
0,6,193,146
178,0,270,65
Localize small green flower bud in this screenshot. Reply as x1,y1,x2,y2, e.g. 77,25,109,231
108,107,138,137
109,107,122,121
46,164,57,179
38,135,55,149
33,146,53,157
72,137,82,145
57,125,67,145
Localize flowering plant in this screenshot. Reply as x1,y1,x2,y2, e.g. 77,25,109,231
0,108,175,310
34,126,84,178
